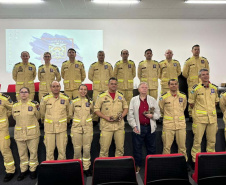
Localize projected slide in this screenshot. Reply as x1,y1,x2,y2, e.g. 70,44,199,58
6,29,103,72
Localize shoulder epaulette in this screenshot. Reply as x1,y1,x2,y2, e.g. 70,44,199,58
29,62,35,66
38,64,44,68
221,91,226,96
210,83,218,90
63,60,68,64
179,91,186,98
202,56,207,59
162,92,171,99
105,62,111,65
77,60,83,64
43,93,50,97
14,62,21,66
139,60,145,65
52,64,57,68
115,60,122,65
31,100,38,105
129,60,134,63
192,84,198,89
13,101,18,104
1,93,10,98
153,60,158,63
173,59,179,62
159,60,165,63
72,96,79,100
62,93,69,98
99,91,107,97
91,62,97,66
179,91,186,95
186,57,191,61
161,92,167,96
118,91,124,96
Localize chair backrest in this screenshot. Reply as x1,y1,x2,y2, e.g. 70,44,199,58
34,82,40,92
38,159,84,185
92,156,138,185
144,154,190,185
85,83,93,90
7,84,16,92
192,152,226,185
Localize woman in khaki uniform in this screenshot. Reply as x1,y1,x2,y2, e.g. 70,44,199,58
12,87,40,181
70,84,93,177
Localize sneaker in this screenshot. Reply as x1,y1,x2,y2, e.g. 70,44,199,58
17,170,29,181
136,166,140,173
3,173,14,182
84,169,92,177
30,170,37,179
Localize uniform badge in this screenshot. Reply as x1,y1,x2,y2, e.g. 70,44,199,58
179,98,183,102
75,64,79,68
18,66,23,72
61,99,65,104
190,90,194,94
86,102,90,107
104,65,108,69
50,68,53,72
0,100,1,105
41,68,45,73
211,89,215,93
28,106,33,111
128,64,131,68
29,67,32,71
118,96,122,100
174,63,177,67
201,60,205,64
159,97,163,101
153,64,156,68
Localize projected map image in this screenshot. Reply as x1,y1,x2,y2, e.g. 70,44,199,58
6,29,103,72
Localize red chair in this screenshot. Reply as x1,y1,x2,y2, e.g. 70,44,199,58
38,159,84,185
34,82,40,92
85,83,93,90
192,152,226,185
7,84,16,92
144,154,190,185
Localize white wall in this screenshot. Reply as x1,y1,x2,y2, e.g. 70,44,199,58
1,19,226,92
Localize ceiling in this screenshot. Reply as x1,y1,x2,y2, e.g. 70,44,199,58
0,0,226,19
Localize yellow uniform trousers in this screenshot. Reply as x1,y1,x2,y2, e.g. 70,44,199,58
191,122,218,162
118,90,133,106
0,136,15,174
64,90,79,100
162,129,187,161
148,89,158,100
99,129,124,157
44,131,68,161
71,128,93,170
16,137,39,172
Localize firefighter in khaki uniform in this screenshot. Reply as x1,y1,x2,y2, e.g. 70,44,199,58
70,84,93,177
159,50,181,94
94,77,128,157
219,91,226,140
113,49,136,104
40,81,70,161
88,51,113,123
0,93,15,182
38,52,61,101
12,51,36,100
182,45,209,118
12,87,40,181
138,49,159,100
159,79,187,160
61,48,86,99
189,69,219,163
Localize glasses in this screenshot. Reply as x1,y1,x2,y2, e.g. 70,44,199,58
20,91,29,94
51,86,60,88
44,56,51,58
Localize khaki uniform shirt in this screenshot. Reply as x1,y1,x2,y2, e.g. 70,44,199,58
94,90,128,131
0,93,13,139
113,60,136,90
61,60,86,91
159,59,181,89
159,91,187,130
182,56,209,89
12,62,36,93
70,96,93,134
188,83,219,124
38,64,61,92
138,60,159,90
219,91,226,123
88,61,113,91
40,92,70,134
12,100,40,141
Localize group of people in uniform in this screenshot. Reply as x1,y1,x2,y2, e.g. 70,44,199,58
0,44,225,182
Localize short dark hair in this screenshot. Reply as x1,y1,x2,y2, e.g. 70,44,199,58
68,48,76,53
43,52,51,57
108,77,118,83
21,51,30,56
97,50,105,55
168,79,178,85
19,87,30,94
198,68,209,76
192,45,200,50
145,49,152,54
121,49,128,55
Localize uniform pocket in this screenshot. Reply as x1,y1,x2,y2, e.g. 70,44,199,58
0,119,7,129
27,125,37,136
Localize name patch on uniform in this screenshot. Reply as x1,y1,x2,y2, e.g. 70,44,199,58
201,60,205,64
29,67,32,71
211,89,215,93
153,64,156,68
75,64,79,68
128,64,131,68
165,102,170,104
28,106,33,111
104,65,108,69
179,98,183,102
142,67,146,69
86,102,90,107
103,101,110,103
174,63,177,67
61,99,65,104
50,68,53,72
118,96,122,100
75,105,81,107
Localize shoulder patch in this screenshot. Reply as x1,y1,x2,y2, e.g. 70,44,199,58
31,100,38,105
38,64,44,68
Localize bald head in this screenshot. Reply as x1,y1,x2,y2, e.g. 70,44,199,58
165,49,173,60
50,81,61,95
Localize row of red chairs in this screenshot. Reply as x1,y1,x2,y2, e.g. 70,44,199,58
37,152,226,185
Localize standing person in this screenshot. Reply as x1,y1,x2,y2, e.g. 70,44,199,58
113,49,136,104
159,49,181,94
12,87,40,181
128,82,160,173
94,77,128,157
38,52,61,101
220,91,226,140
189,69,218,164
182,45,209,120
138,49,159,100
158,79,187,160
0,93,15,182
70,84,93,176
40,81,70,161
61,48,86,99
88,51,113,124
12,51,36,100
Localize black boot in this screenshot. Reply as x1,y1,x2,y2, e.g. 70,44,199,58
30,170,37,179
17,170,29,181
84,169,92,177
3,173,14,182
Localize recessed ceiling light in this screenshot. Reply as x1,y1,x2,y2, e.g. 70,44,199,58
91,0,140,4
185,0,226,4
0,0,44,4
